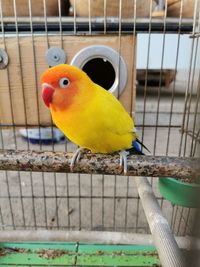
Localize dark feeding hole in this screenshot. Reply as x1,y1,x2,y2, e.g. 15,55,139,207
82,58,116,90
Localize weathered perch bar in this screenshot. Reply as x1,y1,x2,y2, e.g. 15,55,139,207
0,149,199,181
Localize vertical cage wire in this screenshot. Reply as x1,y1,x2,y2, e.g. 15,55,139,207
179,0,200,158
152,2,167,157
26,0,39,229
0,0,22,230
166,0,184,157
136,0,155,234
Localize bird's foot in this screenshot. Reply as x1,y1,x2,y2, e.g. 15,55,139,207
119,150,129,175
70,147,87,171
70,147,83,171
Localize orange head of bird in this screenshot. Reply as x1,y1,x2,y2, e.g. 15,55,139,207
41,64,91,110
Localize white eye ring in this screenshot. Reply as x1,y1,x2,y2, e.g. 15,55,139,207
59,77,70,88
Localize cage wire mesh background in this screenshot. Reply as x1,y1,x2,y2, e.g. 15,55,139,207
0,0,199,241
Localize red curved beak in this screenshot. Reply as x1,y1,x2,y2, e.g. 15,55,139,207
42,83,55,108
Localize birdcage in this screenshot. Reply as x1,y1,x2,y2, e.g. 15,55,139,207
0,0,199,266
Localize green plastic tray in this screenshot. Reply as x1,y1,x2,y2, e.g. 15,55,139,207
159,177,200,208
0,242,160,266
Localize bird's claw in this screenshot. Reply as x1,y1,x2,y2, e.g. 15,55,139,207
119,150,129,175
70,148,84,171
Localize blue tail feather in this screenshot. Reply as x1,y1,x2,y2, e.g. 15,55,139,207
132,140,143,154
126,139,149,155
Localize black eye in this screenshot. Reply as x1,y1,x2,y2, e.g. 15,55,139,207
59,77,70,88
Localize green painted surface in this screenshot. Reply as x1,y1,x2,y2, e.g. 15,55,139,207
0,242,75,266
0,242,161,267
77,243,160,266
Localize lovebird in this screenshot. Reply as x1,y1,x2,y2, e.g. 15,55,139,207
41,64,148,173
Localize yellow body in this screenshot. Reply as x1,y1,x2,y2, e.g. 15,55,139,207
51,84,135,153
41,64,136,153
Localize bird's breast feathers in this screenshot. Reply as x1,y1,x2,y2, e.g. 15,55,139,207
50,84,135,153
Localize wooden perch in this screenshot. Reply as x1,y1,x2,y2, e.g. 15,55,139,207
0,149,199,182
